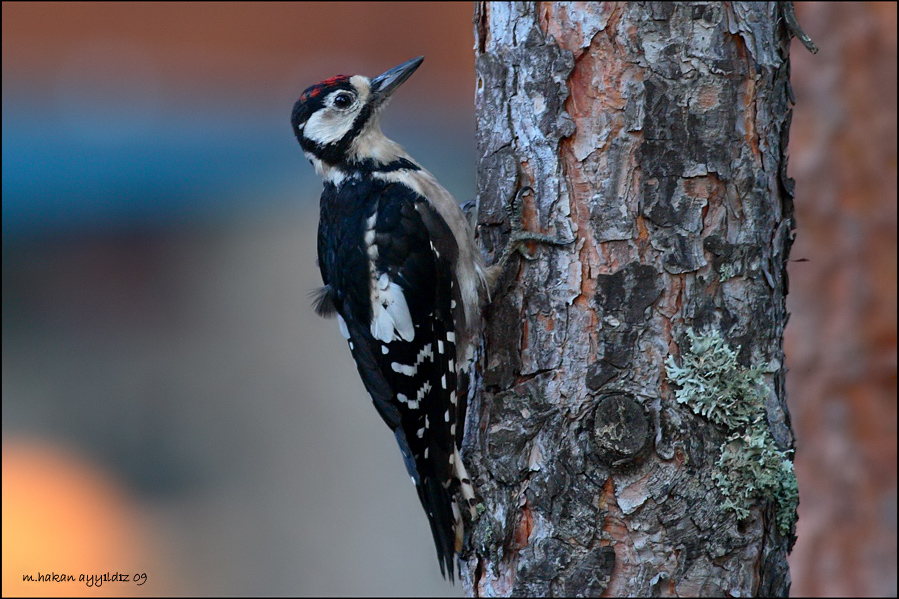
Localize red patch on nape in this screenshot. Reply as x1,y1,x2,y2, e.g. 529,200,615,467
320,75,350,87
301,75,351,101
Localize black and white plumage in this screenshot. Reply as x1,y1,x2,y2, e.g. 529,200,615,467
291,57,483,580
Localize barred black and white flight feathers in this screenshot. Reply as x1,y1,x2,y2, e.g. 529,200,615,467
293,57,482,581
317,176,469,579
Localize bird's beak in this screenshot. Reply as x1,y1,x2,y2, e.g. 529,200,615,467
371,56,424,104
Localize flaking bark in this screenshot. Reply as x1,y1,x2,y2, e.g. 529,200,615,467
462,2,799,596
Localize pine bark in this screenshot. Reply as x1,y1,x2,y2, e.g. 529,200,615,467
462,2,798,596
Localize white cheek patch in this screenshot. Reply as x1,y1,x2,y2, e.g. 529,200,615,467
371,274,415,343
304,107,357,146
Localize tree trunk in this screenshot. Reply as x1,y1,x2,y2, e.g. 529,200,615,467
462,2,799,596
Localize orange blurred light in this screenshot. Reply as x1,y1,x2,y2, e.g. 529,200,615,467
2,437,162,597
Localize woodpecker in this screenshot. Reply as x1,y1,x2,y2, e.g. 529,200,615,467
291,56,567,580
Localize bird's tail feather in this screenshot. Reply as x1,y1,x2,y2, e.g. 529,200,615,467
418,475,458,581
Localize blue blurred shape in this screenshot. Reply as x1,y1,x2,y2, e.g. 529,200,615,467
2,97,309,238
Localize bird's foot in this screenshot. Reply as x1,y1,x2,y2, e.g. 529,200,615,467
496,186,574,265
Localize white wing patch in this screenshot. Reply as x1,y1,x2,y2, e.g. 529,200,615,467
371,274,415,343
365,210,414,344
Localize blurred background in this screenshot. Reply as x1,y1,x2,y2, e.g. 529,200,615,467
2,2,895,596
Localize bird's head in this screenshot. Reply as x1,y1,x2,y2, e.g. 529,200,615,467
291,56,423,173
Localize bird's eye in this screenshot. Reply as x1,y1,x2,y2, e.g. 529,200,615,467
333,92,354,109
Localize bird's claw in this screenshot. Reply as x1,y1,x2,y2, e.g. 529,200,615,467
508,230,574,261
497,186,575,265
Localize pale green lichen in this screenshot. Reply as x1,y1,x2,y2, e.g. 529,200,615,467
665,329,798,537
718,262,739,281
